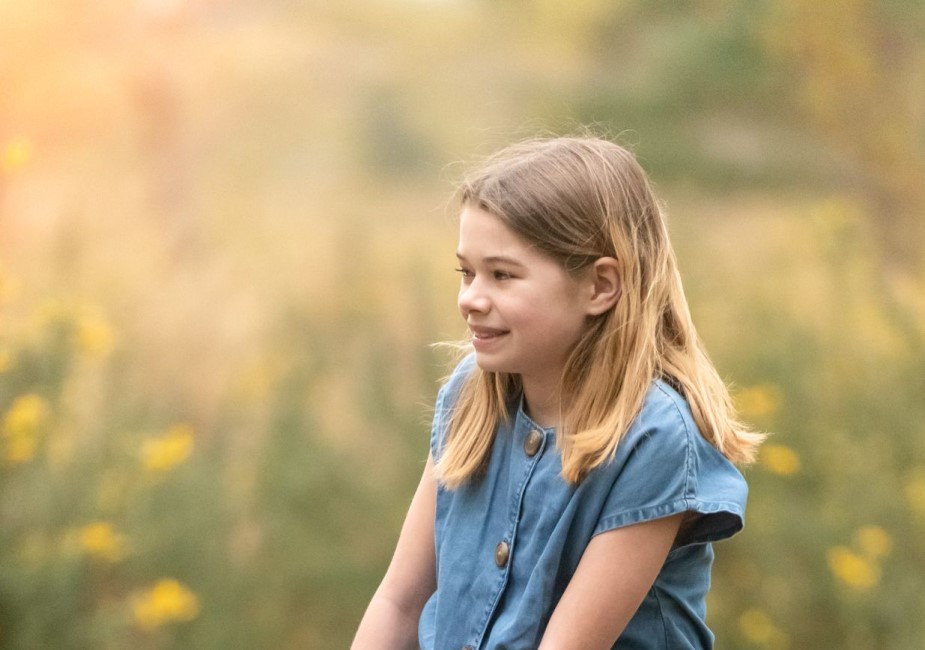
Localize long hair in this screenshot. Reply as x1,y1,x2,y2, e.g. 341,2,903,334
435,137,765,488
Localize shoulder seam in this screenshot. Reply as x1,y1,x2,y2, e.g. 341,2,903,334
652,382,696,504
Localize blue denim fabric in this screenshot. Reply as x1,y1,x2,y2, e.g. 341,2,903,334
419,355,748,650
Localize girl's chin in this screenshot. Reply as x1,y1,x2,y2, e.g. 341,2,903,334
472,353,509,373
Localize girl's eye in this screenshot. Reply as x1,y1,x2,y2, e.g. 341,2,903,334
493,270,513,280
454,267,473,279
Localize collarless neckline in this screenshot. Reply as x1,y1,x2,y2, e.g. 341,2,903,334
515,395,556,435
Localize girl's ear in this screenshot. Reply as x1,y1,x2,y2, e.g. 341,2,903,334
585,257,621,316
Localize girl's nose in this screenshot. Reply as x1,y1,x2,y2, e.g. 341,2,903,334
458,280,490,315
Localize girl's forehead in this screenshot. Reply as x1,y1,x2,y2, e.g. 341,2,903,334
458,205,516,238
457,206,536,258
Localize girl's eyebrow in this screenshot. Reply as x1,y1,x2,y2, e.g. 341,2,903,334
456,253,526,267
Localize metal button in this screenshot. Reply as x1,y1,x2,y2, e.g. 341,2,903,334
524,429,543,457
463,646,474,650
495,540,510,568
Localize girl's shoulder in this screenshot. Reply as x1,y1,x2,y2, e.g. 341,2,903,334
648,376,690,410
632,378,701,444
434,354,477,414
429,354,478,459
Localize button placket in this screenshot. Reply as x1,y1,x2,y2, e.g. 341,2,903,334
474,416,547,649
500,425,546,577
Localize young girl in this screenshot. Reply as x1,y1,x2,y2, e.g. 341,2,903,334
352,136,763,649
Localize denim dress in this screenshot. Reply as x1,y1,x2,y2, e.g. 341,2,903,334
418,355,748,649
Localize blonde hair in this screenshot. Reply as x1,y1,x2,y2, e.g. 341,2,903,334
435,136,765,488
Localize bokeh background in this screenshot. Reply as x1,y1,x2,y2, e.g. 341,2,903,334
2,1,924,648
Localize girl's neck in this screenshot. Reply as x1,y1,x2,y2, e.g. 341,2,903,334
522,379,561,429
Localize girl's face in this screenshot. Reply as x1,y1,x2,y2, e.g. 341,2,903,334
456,205,592,395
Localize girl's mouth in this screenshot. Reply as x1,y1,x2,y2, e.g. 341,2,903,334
469,326,509,340
469,326,509,349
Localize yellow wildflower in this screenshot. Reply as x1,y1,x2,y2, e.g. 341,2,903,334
141,424,194,473
6,435,37,464
2,136,32,173
738,609,789,648
28,301,116,357
132,579,200,630
827,546,879,590
735,384,782,420
79,522,128,563
760,444,801,476
738,608,774,644
76,309,116,358
3,393,50,464
3,394,48,435
854,526,892,559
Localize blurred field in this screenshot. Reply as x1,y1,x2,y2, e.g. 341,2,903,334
2,1,924,648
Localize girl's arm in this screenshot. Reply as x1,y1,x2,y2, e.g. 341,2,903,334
538,512,685,650
351,455,438,650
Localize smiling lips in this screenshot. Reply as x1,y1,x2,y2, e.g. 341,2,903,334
469,325,509,348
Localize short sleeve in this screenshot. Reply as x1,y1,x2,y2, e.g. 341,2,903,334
592,382,748,547
429,354,478,462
